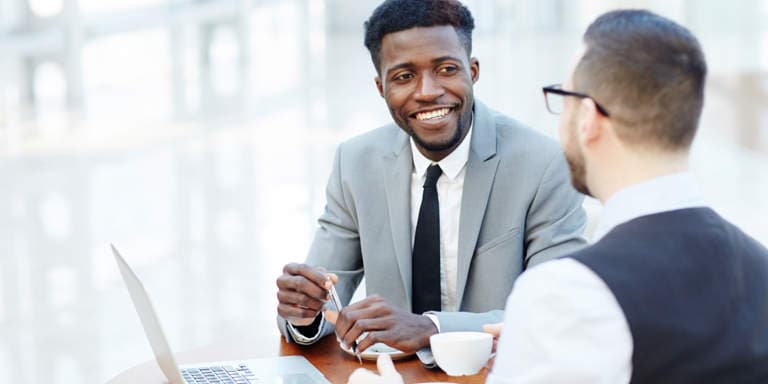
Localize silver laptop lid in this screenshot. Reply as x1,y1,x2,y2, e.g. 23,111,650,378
112,244,185,384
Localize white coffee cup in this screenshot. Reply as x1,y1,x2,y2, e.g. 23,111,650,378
429,331,492,376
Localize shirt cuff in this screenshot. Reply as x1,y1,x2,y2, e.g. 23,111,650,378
417,313,440,368
424,313,441,333
286,313,325,345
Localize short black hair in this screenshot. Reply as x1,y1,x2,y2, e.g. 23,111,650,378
574,9,707,150
364,0,475,73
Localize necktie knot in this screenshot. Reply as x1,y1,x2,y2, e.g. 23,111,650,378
424,164,442,188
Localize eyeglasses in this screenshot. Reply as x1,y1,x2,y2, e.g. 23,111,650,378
542,84,610,117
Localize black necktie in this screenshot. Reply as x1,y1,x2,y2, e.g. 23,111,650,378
412,164,442,314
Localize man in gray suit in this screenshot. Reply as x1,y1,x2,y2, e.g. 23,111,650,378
275,0,586,355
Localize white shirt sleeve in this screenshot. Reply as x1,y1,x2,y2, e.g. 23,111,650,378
486,258,633,384
286,313,326,345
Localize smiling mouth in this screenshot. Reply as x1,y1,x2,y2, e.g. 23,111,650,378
411,107,455,121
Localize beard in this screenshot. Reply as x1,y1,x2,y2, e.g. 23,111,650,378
409,116,467,152
564,132,593,197
402,103,472,153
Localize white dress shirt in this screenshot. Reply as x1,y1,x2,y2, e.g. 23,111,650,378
487,172,705,384
410,125,472,315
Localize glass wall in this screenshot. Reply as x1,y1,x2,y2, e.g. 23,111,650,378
1,1,766,382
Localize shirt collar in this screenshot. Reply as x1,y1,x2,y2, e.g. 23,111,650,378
410,121,473,182
592,171,706,242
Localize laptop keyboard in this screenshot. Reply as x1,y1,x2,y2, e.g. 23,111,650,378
181,364,259,384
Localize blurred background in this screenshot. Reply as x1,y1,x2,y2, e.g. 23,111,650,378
0,0,766,382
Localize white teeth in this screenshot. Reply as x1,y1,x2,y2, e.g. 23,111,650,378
416,108,450,121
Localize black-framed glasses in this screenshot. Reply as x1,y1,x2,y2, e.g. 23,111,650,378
542,84,610,117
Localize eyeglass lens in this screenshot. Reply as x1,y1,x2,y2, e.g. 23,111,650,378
545,92,564,114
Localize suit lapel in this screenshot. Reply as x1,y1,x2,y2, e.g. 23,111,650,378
457,101,499,307
383,131,414,307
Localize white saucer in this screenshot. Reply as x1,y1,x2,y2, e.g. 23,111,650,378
340,342,413,361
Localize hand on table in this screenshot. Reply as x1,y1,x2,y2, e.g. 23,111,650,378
323,295,438,353
276,263,337,326
482,322,503,370
347,354,403,384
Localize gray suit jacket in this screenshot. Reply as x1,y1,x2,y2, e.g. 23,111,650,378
279,101,586,341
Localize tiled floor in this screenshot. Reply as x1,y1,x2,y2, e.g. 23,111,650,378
0,1,767,383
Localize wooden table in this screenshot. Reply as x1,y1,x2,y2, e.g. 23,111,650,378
108,335,487,383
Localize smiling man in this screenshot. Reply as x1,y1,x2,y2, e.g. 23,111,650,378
275,0,586,357
375,24,474,161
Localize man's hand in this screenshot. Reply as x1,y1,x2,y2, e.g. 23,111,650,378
276,263,336,326
483,322,503,370
347,354,403,384
324,295,437,353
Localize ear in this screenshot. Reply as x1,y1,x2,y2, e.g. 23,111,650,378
375,76,384,98
469,57,480,84
577,98,602,146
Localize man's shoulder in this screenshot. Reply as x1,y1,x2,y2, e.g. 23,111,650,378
565,208,755,266
490,110,560,155
478,106,563,174
510,257,613,309
336,123,404,160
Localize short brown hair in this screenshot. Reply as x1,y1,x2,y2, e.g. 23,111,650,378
573,9,707,150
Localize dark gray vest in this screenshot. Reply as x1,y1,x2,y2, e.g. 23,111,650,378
569,208,768,383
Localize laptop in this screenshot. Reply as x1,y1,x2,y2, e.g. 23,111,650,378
111,244,330,384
